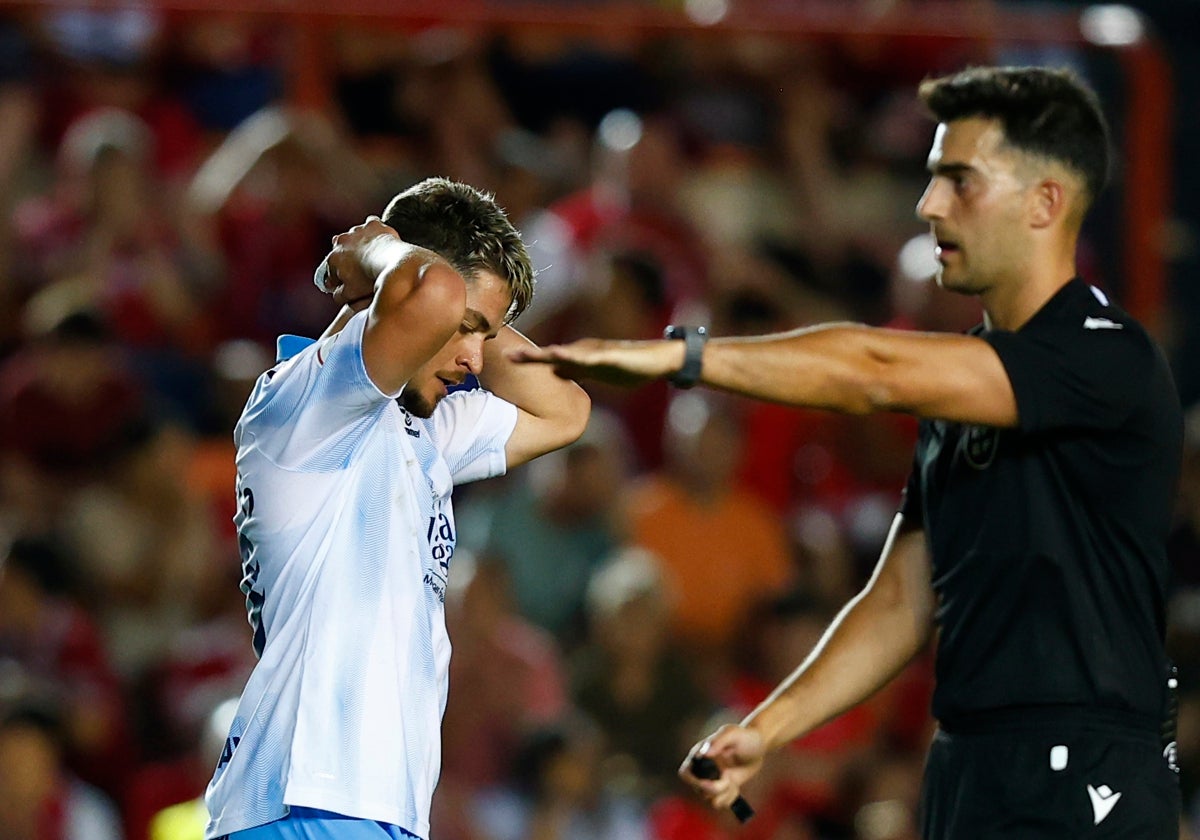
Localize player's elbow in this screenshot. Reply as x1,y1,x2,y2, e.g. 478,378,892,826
377,259,465,330
554,385,592,449
513,386,591,467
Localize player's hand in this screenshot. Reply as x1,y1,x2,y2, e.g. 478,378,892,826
318,216,399,308
679,724,766,812
508,338,685,387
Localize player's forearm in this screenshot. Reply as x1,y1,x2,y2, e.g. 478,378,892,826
743,570,932,752
484,327,590,433
356,236,464,341
316,235,433,341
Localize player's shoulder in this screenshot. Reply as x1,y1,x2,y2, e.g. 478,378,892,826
234,344,332,447
417,386,496,443
430,385,502,420
241,351,310,412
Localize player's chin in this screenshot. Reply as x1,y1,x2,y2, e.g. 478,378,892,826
400,391,437,418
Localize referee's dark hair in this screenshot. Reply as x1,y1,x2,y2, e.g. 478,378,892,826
918,66,1112,210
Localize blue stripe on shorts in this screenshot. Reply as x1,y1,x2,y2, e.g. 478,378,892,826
226,808,421,840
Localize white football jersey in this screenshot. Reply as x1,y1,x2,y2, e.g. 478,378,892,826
205,312,517,839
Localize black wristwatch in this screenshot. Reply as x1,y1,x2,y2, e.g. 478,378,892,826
663,325,708,389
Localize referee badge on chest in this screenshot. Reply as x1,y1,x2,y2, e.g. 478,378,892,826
961,424,1000,470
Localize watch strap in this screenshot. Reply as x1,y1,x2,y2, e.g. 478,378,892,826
663,324,708,389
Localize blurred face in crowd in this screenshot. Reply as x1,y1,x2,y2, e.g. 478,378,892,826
399,271,512,418
0,722,59,840
666,396,742,497
599,591,670,663
916,117,1037,297
89,147,150,234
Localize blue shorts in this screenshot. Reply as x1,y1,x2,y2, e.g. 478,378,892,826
224,808,421,840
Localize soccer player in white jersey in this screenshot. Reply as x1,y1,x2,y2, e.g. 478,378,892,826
205,178,590,840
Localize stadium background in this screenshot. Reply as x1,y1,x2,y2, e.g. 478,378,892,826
0,1,1197,839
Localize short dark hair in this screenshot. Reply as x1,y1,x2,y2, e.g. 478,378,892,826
3,535,76,596
0,699,66,752
918,66,1111,206
46,309,111,345
381,177,534,323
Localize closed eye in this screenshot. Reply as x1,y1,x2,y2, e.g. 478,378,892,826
461,308,496,337
460,320,498,339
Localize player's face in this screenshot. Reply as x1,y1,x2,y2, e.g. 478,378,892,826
400,270,513,418
916,117,1033,296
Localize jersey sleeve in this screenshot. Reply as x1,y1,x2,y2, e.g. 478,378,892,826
430,388,519,485
982,320,1155,434
240,311,398,467
898,434,926,523
321,307,405,395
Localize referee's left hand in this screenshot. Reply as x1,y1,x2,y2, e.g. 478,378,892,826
679,724,766,813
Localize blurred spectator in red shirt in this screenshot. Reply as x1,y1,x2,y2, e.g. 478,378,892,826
0,309,143,532
571,546,713,799
187,106,379,344
0,536,134,800
0,695,124,840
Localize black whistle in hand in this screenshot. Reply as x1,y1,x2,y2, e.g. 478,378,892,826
690,755,755,823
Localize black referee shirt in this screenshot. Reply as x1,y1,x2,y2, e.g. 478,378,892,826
900,278,1182,726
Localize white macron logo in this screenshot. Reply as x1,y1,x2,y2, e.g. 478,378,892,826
1087,783,1122,825
1083,316,1123,330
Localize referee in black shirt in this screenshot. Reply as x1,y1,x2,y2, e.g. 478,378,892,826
512,65,1184,838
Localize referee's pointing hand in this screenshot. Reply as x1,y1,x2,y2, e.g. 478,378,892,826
509,337,686,386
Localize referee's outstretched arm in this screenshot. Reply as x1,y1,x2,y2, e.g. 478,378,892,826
510,324,1020,429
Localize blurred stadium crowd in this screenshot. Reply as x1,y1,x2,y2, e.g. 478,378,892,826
0,5,1197,840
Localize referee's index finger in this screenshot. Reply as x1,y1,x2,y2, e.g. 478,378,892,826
507,346,554,363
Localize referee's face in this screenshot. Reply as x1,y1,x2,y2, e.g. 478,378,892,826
917,117,1033,297
400,270,513,418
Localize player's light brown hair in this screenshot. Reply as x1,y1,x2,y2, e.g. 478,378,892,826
381,177,534,323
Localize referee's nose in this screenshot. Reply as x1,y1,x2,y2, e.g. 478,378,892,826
917,177,950,223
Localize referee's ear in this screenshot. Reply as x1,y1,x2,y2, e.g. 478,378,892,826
1028,177,1068,230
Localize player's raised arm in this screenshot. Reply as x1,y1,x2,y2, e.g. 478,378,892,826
317,217,468,395
481,326,589,469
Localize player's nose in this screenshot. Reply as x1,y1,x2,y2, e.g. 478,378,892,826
457,339,484,375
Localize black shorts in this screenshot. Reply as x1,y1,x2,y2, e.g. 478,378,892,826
919,710,1180,839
